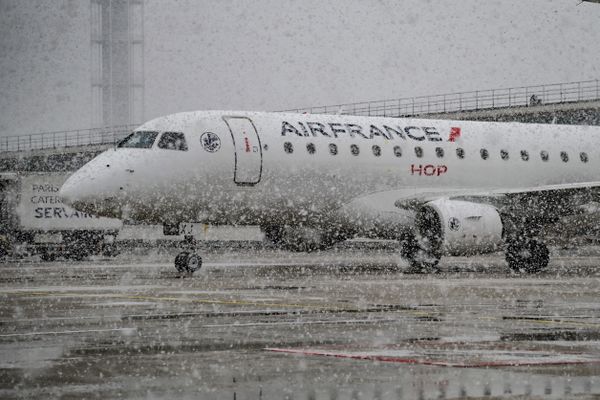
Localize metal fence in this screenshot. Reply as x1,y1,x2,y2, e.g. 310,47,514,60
0,125,137,153
283,79,600,117
2,79,599,154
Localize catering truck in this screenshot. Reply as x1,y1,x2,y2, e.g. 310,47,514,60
0,172,122,260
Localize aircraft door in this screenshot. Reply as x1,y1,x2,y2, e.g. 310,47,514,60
223,116,262,185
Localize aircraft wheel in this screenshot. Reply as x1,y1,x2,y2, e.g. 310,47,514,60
262,225,284,245
0,236,10,258
401,234,441,273
406,253,441,273
40,251,57,262
506,239,549,273
174,251,202,275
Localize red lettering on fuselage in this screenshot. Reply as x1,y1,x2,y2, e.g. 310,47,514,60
449,127,461,142
411,164,448,176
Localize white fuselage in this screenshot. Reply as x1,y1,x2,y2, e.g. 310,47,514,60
60,111,600,236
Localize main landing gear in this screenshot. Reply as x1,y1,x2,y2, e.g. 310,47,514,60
505,238,549,273
400,233,442,273
503,218,550,273
174,235,202,276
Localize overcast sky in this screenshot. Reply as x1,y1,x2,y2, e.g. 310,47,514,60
1,0,600,137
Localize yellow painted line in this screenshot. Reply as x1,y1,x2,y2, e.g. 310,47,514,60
3,291,350,310
506,317,600,328
6,290,600,328
123,294,328,309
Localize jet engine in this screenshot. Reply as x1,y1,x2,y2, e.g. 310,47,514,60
415,199,504,256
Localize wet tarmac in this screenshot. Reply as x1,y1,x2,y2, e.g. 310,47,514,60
1,245,600,399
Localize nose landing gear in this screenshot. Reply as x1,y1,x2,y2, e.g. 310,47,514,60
174,235,202,276
175,251,202,275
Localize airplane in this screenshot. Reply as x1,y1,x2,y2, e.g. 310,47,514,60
59,111,600,274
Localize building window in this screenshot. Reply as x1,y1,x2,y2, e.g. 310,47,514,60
540,150,549,162
561,151,569,162
372,145,381,157
306,143,316,154
456,148,465,159
520,150,529,161
414,147,423,158
284,142,293,154
351,144,360,156
435,147,444,158
329,143,338,155
393,146,402,157
580,152,589,163
480,149,489,160
500,150,509,160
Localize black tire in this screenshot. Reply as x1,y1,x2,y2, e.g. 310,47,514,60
401,234,441,273
506,239,549,273
102,244,120,257
40,251,57,262
0,236,10,258
406,254,441,273
175,251,190,273
186,253,202,273
263,226,284,245
174,252,202,274
67,249,88,261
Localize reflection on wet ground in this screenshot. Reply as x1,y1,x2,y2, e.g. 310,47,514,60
1,246,600,399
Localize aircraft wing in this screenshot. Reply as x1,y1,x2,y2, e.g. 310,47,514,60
393,181,600,221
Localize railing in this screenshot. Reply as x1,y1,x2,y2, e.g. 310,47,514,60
0,124,138,153
3,79,599,154
282,79,600,118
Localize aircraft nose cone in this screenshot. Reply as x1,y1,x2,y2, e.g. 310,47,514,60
59,173,85,209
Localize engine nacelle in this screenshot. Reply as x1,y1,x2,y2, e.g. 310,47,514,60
416,199,504,256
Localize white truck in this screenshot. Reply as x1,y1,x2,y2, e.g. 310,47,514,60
0,172,122,260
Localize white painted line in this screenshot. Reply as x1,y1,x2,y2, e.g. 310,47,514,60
202,318,394,328
0,328,136,338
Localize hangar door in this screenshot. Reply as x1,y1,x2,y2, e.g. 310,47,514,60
223,116,262,185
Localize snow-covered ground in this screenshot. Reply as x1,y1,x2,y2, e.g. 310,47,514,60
1,247,600,399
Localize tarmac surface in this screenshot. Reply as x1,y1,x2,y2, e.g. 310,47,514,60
1,244,600,399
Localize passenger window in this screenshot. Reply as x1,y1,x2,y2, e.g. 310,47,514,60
158,132,188,151
393,146,402,157
372,145,381,157
284,142,293,154
414,147,423,158
540,150,549,162
435,147,444,158
500,150,509,160
456,148,465,159
520,150,529,161
561,151,569,162
480,149,489,160
329,143,338,155
580,152,589,163
350,144,360,156
117,131,159,149
306,143,316,154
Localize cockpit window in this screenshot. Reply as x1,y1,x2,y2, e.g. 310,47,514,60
117,131,159,149
158,132,188,151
